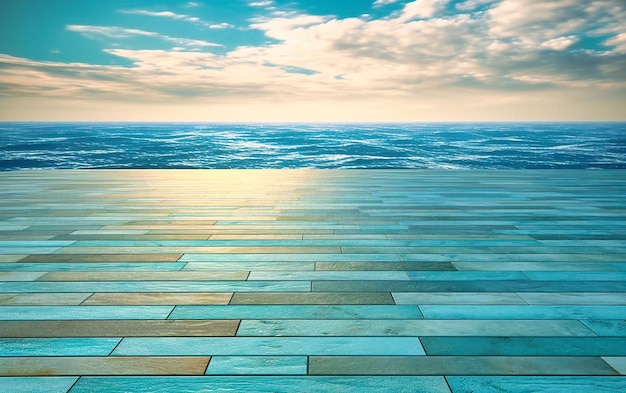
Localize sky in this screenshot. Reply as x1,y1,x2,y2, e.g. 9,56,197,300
0,0,625,122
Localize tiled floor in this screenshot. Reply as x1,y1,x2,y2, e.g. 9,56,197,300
0,169,625,392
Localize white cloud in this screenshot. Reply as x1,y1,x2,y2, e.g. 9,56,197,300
540,36,578,51
120,9,233,29
373,0,401,7
250,1,273,7
184,2,202,7
396,0,449,22
2,0,625,121
66,25,221,47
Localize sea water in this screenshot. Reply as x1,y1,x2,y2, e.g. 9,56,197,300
1,122,624,170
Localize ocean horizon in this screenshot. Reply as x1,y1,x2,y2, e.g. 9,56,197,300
2,122,625,170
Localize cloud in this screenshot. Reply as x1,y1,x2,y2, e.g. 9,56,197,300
373,0,401,7
249,1,273,7
184,2,202,7
66,25,221,47
2,0,625,120
120,9,233,29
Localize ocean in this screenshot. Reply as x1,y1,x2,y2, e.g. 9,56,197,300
1,122,625,170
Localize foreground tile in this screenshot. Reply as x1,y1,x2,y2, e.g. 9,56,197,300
0,357,210,376
582,320,626,336
446,376,626,392
419,305,626,320
112,337,425,356
0,306,173,320
236,319,594,337
171,305,421,320
421,337,626,356
0,320,239,337
392,292,526,305
229,292,394,304
0,338,120,356
0,293,92,305
308,356,618,375
602,357,626,374
38,271,249,281
205,357,307,375
83,293,232,305
69,376,451,393
0,377,78,393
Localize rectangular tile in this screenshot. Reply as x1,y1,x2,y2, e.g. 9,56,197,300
0,357,210,376
69,376,452,393
0,281,310,293
315,261,457,271
581,320,626,336
83,293,232,305
18,254,183,262
248,271,410,281
38,271,249,281
393,292,527,305
519,293,626,305
183,262,315,271
205,356,307,375
446,376,626,392
421,337,626,356
0,306,174,320
236,319,595,337
419,305,626,320
229,292,394,305
170,305,421,320
0,377,78,393
0,293,92,305
0,272,47,281
308,356,618,375
0,338,121,356
0,320,239,337
112,337,426,356
0,262,187,271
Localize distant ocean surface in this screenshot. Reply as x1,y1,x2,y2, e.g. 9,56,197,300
1,122,625,170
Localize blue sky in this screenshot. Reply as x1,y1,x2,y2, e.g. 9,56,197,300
0,0,625,121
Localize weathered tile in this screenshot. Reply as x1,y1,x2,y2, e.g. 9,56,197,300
315,261,457,271
236,319,595,337
419,305,626,320
0,272,47,281
581,320,626,336
421,337,626,356
38,271,249,281
113,337,425,356
0,306,173,320
248,271,409,281
69,376,452,393
229,292,394,305
83,293,232,305
0,338,120,356
18,254,183,262
308,356,618,375
205,356,307,375
602,357,626,374
392,292,526,305
446,376,626,392
0,357,210,376
0,293,92,305
171,305,421,320
0,320,239,337
519,292,626,305
0,377,78,393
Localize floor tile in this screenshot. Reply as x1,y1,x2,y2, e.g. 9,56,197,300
0,377,79,393
0,306,173,320
602,357,626,374
68,376,451,393
0,357,210,376
308,356,618,375
229,292,394,304
205,357,307,375
0,320,239,337
392,292,526,305
112,337,425,356
419,305,626,320
446,376,626,392
83,293,232,305
0,338,121,356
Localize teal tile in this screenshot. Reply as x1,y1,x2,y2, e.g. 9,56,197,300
0,377,79,393
309,356,618,376
0,272,47,281
392,292,526,305
581,320,626,336
180,254,400,262
0,263,187,271
519,293,626,305
112,337,425,356
236,319,595,337
524,272,626,281
419,305,626,320
0,338,120,356
69,376,451,393
0,306,174,320
0,241,75,247
170,305,421,320
205,356,307,375
0,281,310,293
421,337,626,356
446,376,626,393
183,262,315,271
407,271,528,281
248,271,410,280
602,357,626,374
